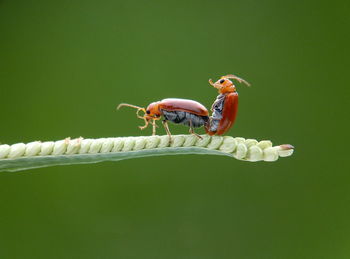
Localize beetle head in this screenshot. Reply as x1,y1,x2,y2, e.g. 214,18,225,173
209,74,250,94
145,102,161,119
117,101,162,130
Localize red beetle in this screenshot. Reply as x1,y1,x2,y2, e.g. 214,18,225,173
205,74,250,136
117,98,209,140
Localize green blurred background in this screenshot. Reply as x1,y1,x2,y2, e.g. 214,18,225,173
0,0,349,258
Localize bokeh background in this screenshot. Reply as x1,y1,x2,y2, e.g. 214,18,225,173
1,0,349,258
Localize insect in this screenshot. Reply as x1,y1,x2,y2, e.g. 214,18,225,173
117,98,209,140
205,74,250,136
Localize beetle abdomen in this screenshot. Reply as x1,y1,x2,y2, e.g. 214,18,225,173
205,92,238,135
207,94,225,132
162,110,209,128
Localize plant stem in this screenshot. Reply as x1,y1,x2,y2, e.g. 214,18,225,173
0,135,294,172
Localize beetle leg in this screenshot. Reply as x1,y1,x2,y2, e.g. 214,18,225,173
162,120,172,143
189,120,203,139
152,119,157,136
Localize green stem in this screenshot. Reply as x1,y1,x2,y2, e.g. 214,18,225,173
0,135,294,172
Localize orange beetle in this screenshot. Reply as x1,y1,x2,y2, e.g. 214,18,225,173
117,98,209,140
205,74,250,135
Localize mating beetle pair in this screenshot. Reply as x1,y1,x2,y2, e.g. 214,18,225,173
117,74,250,140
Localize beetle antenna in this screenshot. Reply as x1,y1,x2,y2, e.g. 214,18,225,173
117,103,145,111
209,79,215,86
139,117,149,130
221,74,251,87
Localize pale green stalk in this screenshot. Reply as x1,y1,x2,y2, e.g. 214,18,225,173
0,135,294,172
